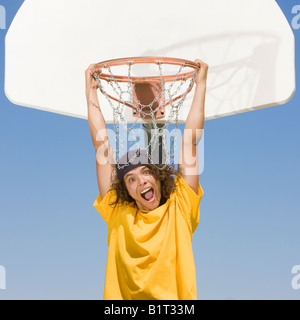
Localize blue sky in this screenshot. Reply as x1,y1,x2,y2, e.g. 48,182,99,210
0,0,300,300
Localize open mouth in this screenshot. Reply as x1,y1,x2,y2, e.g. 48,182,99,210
140,187,155,202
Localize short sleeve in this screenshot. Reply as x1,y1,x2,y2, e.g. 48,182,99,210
93,189,119,225
174,175,204,233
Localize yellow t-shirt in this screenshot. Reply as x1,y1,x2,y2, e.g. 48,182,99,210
94,175,203,300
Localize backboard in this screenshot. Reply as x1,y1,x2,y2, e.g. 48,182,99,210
5,0,295,123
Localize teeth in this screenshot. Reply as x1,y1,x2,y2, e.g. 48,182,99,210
141,187,151,194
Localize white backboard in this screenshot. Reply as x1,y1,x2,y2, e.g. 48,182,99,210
5,0,295,122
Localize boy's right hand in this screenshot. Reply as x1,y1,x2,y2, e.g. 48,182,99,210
85,64,99,98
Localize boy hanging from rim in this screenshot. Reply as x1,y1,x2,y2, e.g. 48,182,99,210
85,59,208,300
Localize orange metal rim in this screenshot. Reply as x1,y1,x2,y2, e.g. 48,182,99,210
92,56,200,83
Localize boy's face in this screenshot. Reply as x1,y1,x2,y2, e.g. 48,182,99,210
124,166,161,211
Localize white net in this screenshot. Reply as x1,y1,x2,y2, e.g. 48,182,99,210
93,59,198,170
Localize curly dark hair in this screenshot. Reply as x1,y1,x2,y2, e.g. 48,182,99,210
110,164,178,207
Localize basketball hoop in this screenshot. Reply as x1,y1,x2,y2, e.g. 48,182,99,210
91,56,199,169
92,57,199,119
